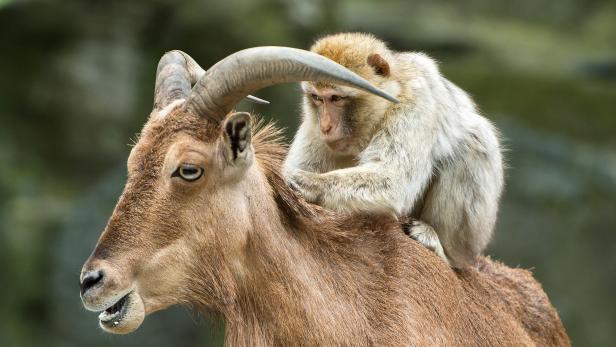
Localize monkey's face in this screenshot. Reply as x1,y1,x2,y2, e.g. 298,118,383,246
303,82,390,156
303,83,364,155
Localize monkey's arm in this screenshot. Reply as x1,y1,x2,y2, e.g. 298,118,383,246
288,108,439,216
288,160,433,216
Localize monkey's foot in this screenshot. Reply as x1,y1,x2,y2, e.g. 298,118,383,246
407,221,450,265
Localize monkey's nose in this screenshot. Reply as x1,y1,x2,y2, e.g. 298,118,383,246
321,123,332,134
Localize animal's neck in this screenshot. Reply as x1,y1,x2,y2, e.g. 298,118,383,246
223,177,393,345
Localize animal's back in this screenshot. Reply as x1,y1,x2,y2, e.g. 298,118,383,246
373,229,570,346
469,257,571,346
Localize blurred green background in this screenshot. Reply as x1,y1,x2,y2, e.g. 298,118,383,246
0,0,614,346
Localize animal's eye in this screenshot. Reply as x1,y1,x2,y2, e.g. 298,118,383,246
330,95,347,105
310,94,322,103
172,164,204,182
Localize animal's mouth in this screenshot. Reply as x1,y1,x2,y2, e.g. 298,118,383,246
324,137,348,151
95,290,145,334
98,292,130,327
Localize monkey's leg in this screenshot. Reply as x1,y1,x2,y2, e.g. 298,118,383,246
407,220,449,265
420,158,501,269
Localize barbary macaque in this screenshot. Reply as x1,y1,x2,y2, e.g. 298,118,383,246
284,33,504,268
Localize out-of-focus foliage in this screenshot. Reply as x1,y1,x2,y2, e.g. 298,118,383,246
0,0,614,346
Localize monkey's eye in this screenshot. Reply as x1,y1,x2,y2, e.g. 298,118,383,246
310,93,323,103
330,95,346,104
329,95,347,106
172,164,204,182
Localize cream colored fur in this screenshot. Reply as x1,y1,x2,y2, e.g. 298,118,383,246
284,33,504,268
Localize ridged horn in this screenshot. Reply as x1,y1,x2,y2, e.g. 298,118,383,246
154,50,269,110
153,50,195,109
184,46,399,121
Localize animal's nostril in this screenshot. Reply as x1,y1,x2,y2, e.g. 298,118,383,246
80,270,104,295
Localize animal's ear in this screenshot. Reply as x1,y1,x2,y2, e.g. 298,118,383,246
367,53,390,77
221,112,253,168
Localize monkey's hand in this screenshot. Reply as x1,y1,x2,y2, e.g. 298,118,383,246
287,169,323,204
407,220,450,265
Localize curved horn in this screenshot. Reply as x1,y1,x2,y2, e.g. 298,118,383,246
184,46,399,121
153,50,195,110
154,50,269,110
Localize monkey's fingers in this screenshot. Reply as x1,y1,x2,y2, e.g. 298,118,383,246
287,179,301,192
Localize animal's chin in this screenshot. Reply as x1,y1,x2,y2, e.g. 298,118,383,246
325,137,350,152
97,290,145,334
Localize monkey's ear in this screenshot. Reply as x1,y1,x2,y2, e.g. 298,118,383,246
221,112,253,169
367,53,390,77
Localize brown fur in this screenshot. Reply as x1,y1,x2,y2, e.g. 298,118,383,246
82,107,569,346
311,33,392,77
367,53,390,76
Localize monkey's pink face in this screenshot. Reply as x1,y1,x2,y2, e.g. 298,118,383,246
305,85,357,153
